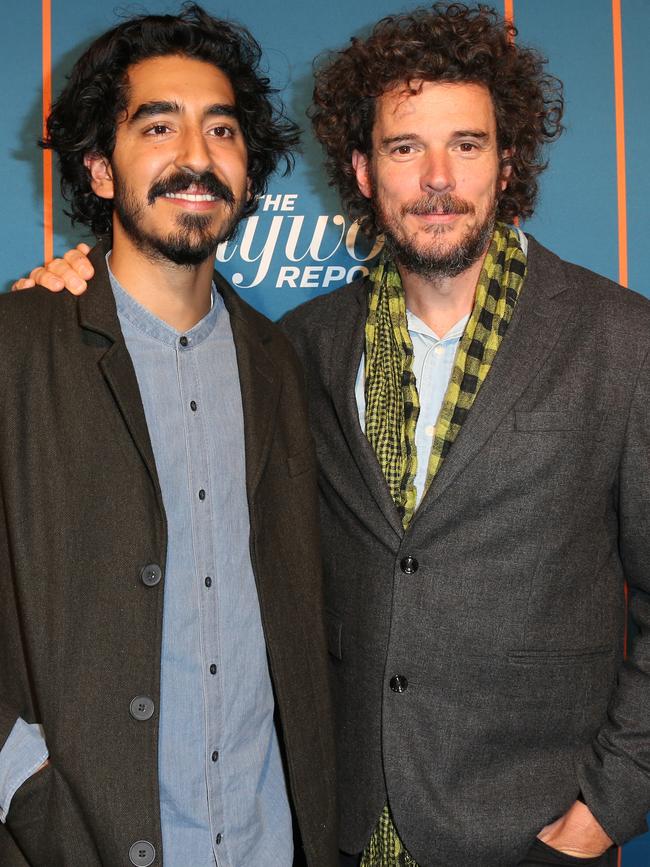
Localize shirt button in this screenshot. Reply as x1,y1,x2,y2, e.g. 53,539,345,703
140,563,162,587
179,335,188,347
210,664,217,675
211,750,219,762
390,675,408,693
400,556,419,574
190,400,197,412
205,576,212,588
129,840,156,866
434,345,444,357
216,834,222,845
424,424,435,437
129,696,155,721
198,489,206,500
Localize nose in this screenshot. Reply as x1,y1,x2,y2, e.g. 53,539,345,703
175,126,212,176
420,148,455,195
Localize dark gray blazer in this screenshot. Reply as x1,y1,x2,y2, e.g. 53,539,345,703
0,245,337,867
282,236,650,867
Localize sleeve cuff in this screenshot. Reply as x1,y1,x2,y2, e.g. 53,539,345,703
0,718,48,823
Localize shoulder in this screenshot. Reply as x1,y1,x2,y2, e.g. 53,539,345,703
0,286,77,338
526,235,650,339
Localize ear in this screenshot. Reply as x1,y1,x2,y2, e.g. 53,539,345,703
84,154,114,200
352,150,372,199
499,148,514,192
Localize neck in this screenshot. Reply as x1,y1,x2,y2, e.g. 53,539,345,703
109,225,214,332
399,252,486,337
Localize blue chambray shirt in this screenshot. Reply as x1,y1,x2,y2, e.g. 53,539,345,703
110,261,293,867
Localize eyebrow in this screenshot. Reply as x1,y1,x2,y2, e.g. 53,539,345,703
129,101,239,123
379,129,490,147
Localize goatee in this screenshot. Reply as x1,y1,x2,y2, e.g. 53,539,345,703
112,168,245,267
377,191,497,280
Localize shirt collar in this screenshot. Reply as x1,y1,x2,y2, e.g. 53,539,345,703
406,308,470,342
107,251,223,349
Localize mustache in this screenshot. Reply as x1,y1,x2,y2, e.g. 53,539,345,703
403,194,475,217
147,170,236,207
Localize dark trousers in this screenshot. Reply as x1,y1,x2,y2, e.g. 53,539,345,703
339,841,618,866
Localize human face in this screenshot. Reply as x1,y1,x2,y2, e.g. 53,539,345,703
86,55,249,266
353,81,511,279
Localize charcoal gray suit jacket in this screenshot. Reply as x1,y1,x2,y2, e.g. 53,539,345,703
0,245,337,866
282,236,650,867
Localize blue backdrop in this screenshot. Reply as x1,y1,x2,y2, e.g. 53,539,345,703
1,2,648,862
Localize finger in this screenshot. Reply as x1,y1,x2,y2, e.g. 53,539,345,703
28,265,66,293
63,246,94,280
31,259,87,294
11,278,36,291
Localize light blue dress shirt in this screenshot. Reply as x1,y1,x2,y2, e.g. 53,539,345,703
356,310,469,507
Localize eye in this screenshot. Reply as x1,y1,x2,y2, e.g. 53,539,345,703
458,142,477,152
145,123,172,136
392,144,414,155
209,125,234,138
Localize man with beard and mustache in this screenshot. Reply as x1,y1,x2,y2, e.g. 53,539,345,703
15,4,650,867
0,6,337,867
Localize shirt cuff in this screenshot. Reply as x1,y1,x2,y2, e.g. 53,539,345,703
0,718,48,823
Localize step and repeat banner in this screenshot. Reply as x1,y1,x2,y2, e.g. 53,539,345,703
1,1,649,863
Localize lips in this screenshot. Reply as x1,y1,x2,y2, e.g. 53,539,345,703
148,171,236,207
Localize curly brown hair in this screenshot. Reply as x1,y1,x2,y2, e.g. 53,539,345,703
309,3,564,236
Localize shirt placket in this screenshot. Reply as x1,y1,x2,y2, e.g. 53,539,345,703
177,336,229,866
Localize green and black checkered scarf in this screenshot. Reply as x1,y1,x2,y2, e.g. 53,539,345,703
361,222,527,867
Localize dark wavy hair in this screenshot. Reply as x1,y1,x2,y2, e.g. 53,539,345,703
309,3,564,236
43,3,300,236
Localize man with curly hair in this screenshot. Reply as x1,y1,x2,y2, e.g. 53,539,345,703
286,4,650,866
0,6,337,867
18,3,650,867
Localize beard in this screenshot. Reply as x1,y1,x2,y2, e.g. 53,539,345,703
112,168,245,267
376,189,498,280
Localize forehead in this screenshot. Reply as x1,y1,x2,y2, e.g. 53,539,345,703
124,55,236,107
373,80,496,135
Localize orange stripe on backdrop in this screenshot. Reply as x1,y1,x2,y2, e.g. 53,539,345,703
42,0,53,263
503,0,518,225
613,3,629,858
612,0,628,287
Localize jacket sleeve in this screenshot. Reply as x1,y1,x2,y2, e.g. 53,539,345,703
0,720,48,823
576,347,650,843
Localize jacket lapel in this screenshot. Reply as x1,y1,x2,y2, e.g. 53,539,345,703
411,237,575,523
329,280,404,541
215,273,280,503
77,242,160,489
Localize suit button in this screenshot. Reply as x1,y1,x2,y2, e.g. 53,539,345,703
400,556,418,574
390,675,408,693
140,563,162,587
129,841,155,866
130,696,155,721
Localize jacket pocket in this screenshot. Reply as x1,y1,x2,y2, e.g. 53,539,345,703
508,647,612,666
514,410,603,432
6,764,102,866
